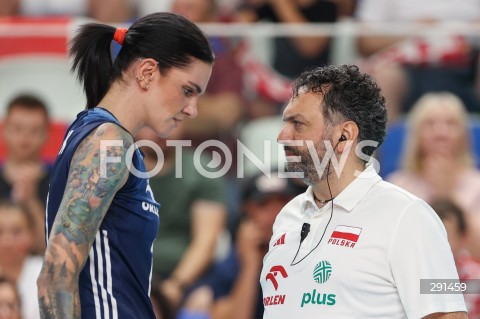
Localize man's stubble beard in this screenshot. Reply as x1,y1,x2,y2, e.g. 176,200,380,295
285,135,334,186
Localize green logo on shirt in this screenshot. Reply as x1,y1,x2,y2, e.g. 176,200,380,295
300,260,336,307
301,290,336,307
313,260,332,284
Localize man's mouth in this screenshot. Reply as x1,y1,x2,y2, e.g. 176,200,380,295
284,147,299,157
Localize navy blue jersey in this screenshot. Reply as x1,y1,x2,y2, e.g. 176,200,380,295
46,107,160,319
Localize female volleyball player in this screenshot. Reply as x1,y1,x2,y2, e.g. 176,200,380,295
37,12,214,318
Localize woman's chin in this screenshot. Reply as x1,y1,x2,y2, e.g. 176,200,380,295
156,129,171,138
154,124,174,138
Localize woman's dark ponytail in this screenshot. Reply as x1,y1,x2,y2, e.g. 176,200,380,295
70,23,116,109
70,12,215,110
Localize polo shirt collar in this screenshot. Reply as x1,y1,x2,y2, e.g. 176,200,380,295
302,164,382,214
334,164,382,212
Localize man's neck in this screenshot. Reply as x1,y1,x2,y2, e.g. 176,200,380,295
312,162,365,201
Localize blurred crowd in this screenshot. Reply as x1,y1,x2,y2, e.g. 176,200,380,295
1,0,480,318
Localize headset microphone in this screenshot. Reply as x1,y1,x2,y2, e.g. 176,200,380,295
291,134,344,266
300,223,311,243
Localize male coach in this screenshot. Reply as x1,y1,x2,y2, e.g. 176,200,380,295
261,65,467,318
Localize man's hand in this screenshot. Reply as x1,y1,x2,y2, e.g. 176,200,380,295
7,162,44,203
160,278,184,309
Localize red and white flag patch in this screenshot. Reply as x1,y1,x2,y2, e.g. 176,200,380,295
328,225,362,248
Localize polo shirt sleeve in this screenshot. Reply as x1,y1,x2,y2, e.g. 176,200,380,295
388,200,467,318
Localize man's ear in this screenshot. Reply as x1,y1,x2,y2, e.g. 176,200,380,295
337,121,359,153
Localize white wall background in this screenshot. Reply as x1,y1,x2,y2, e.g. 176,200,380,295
0,56,85,122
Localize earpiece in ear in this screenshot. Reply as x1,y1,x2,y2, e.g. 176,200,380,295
339,135,347,142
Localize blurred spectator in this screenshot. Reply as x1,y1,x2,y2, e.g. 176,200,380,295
386,92,480,293
171,0,217,22
0,0,19,16
0,201,42,319
334,0,356,18
0,276,21,319
431,199,480,319
151,276,176,319
235,44,293,119
87,0,137,23
356,0,480,123
387,92,480,216
135,126,228,312
236,0,338,79
171,0,245,141
1,94,50,254
183,172,305,319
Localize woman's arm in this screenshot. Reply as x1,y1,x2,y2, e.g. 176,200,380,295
37,123,132,319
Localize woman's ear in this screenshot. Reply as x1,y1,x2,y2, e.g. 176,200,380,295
135,58,159,90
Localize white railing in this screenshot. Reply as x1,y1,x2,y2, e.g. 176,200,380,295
1,20,480,37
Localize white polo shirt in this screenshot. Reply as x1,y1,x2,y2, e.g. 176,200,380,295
261,166,467,318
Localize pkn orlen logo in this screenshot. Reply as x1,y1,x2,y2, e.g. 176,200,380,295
263,265,288,307
301,260,336,307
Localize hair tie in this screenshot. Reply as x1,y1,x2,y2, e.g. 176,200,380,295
111,28,128,63
113,28,128,45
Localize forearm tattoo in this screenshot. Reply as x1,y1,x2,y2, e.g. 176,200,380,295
38,124,132,319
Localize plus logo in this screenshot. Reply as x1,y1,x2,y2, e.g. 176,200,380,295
300,260,336,308
265,265,288,290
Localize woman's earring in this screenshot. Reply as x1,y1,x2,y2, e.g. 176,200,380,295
136,75,145,81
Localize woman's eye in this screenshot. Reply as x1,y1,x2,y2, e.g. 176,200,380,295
183,87,194,97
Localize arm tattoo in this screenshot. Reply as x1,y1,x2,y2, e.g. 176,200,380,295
38,123,133,318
